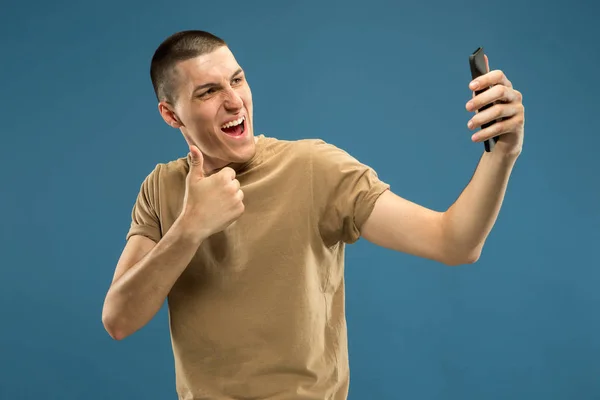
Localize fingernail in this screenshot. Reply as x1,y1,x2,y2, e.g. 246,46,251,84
470,81,479,90
466,101,473,110
467,120,474,129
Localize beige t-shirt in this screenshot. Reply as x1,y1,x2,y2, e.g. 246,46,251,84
126,135,390,400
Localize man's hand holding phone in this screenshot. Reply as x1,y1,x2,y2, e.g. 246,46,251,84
467,47,525,157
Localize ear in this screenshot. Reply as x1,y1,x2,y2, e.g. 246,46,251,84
158,101,184,128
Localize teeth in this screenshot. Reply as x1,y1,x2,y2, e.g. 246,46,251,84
221,116,245,129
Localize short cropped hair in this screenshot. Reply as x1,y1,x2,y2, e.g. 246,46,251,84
150,30,227,104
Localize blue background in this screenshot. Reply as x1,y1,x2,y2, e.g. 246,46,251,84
1,0,599,399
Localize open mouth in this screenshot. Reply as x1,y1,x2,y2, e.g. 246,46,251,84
221,116,245,136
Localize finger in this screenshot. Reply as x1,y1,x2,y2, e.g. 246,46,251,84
466,85,520,112
237,188,244,202
231,178,240,192
219,166,236,181
468,102,521,130
470,69,512,91
471,118,514,142
471,107,524,142
188,146,205,178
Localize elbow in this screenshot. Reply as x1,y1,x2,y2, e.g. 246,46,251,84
442,249,482,266
461,250,481,265
102,314,126,341
102,303,130,341
105,328,127,342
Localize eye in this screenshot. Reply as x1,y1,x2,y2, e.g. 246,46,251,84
198,88,215,98
232,77,243,85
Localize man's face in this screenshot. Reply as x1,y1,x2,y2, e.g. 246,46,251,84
160,46,255,173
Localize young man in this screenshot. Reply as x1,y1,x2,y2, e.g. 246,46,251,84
102,30,525,399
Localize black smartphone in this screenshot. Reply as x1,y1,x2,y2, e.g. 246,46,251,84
469,47,499,152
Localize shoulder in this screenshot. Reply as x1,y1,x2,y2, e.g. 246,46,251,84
260,136,369,182
137,156,188,192
161,156,189,180
256,135,325,166
301,138,361,170
262,135,350,163
260,135,322,152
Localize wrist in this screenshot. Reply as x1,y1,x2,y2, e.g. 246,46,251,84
490,140,522,163
484,145,520,167
173,213,209,245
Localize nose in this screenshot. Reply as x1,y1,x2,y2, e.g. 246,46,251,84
223,87,243,111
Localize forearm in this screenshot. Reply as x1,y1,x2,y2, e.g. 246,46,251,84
103,217,204,339
442,150,519,261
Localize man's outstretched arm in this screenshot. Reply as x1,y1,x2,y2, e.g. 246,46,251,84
362,149,518,265
361,60,525,266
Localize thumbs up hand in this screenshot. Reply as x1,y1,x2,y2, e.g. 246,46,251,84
187,144,208,180
181,145,245,241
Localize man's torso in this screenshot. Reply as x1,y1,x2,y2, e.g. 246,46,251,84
126,135,389,399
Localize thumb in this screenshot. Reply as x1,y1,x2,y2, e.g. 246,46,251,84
188,145,205,178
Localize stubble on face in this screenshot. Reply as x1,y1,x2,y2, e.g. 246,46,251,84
163,46,257,173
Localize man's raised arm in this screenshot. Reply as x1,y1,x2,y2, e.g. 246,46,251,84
361,63,525,265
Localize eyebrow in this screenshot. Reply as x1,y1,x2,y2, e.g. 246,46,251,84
192,68,244,95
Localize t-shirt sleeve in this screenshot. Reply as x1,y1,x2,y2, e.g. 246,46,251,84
125,164,163,243
311,140,390,246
